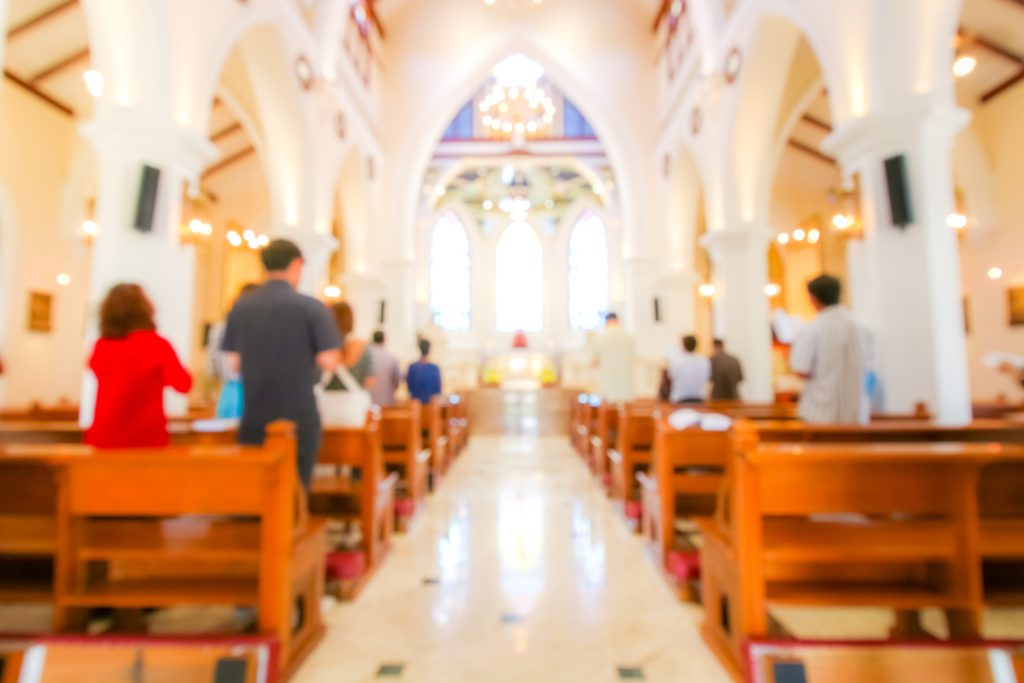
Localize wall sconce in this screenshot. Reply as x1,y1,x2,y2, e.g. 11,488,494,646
225,222,269,250
827,179,862,238
698,283,717,298
79,196,98,245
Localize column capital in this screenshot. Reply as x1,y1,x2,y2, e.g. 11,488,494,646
342,271,386,291
80,107,219,181
656,269,701,288
621,255,660,269
700,225,774,256
823,103,970,169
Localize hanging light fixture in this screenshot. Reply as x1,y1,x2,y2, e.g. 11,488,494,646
479,55,556,142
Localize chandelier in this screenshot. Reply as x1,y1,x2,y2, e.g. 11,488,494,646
479,55,556,142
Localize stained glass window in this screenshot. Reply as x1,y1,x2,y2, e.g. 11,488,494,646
495,221,544,332
568,211,609,330
430,212,472,331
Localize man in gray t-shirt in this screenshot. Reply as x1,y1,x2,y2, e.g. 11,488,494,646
223,239,342,487
367,331,401,408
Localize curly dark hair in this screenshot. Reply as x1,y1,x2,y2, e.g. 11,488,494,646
100,284,156,338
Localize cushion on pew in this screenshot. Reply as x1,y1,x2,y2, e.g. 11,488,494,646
625,500,642,521
325,550,367,581
666,549,701,583
395,498,416,520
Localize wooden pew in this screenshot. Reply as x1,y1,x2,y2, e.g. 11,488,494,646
569,392,586,445
571,395,596,457
380,403,429,528
608,402,657,525
752,419,1024,444
448,393,470,453
425,397,451,488
0,403,214,424
0,422,326,679
698,421,1024,680
310,412,398,599
589,402,620,490
637,416,729,599
0,401,80,422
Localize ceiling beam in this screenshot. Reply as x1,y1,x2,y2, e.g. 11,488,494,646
788,139,837,167
202,146,256,180
7,0,79,40
366,0,386,40
982,68,1024,103
801,114,832,132
3,69,74,116
211,121,243,143
971,34,1024,65
29,47,90,83
652,0,671,32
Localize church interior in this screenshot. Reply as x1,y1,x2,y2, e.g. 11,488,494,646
2,0,1024,680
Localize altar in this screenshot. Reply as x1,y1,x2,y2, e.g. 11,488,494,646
482,351,559,389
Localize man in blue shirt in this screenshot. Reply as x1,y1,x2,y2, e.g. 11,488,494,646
407,338,442,404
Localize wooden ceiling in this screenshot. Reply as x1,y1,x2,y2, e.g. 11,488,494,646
3,0,257,185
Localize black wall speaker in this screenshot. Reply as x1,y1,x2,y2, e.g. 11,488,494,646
884,155,914,228
378,299,386,325
653,297,661,323
133,165,161,232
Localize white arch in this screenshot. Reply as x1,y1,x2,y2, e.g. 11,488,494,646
385,29,647,264
416,202,488,339
727,11,838,224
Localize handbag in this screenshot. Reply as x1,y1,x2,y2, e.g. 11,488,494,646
215,378,245,419
316,363,371,427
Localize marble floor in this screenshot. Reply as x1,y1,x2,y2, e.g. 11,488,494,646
293,434,731,683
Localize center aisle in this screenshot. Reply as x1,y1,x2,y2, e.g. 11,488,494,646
295,434,731,683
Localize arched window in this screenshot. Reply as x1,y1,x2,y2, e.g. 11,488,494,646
495,221,543,332
430,212,472,331
568,211,609,330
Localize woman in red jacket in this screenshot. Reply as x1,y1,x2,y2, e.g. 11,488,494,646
85,284,192,448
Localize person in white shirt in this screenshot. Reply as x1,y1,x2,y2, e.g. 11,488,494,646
789,274,871,424
667,335,711,404
593,312,635,403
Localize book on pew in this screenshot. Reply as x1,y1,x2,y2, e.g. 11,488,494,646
772,309,809,345
983,352,1024,370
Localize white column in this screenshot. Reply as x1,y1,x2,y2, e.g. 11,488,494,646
284,229,337,298
381,258,417,362
79,110,218,422
702,226,774,402
341,271,385,339
622,256,659,354
655,270,699,356
825,105,971,424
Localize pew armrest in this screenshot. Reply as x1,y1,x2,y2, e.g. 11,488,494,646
636,471,656,491
590,436,603,451
415,448,431,465
607,449,622,465
378,472,400,497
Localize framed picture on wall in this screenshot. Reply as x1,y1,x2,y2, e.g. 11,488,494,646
1010,286,1024,327
27,292,52,333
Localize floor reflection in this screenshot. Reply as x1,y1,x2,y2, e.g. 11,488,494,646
497,490,546,617
293,434,731,683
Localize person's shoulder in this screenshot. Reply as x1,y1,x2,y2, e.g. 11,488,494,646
294,291,330,314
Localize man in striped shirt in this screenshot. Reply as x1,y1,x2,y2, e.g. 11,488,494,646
789,275,871,424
